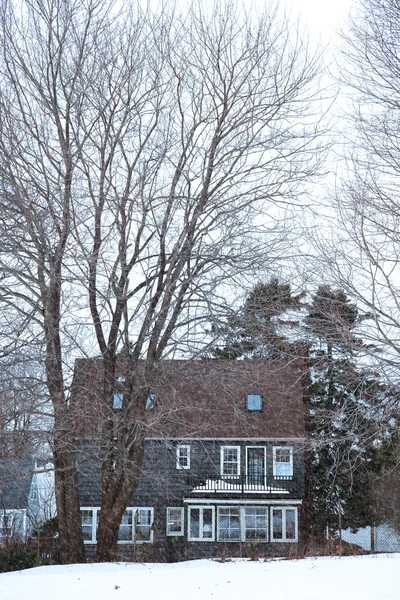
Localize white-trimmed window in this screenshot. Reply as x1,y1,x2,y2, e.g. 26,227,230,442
81,508,99,543
217,506,268,542
135,508,153,542
81,507,153,544
118,508,153,543
188,506,215,541
166,507,184,536
217,507,240,541
273,446,293,478
246,394,262,411
176,445,190,469
271,507,298,542
0,510,23,539
220,446,240,478
244,507,268,541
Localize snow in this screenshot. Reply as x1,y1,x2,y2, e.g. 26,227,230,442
1,554,400,600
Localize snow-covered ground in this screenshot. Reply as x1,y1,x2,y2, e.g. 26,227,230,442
1,554,399,600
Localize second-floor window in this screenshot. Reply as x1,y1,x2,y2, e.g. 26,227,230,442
273,446,293,478
220,446,240,477
176,444,190,469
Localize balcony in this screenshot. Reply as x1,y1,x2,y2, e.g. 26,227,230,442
187,475,293,496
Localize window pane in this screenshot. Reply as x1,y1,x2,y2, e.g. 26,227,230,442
285,509,296,540
218,508,240,541
202,509,213,539
146,393,155,410
247,394,262,411
274,448,293,477
177,445,190,469
276,449,290,462
190,508,200,538
167,508,183,534
245,507,268,540
222,447,239,475
272,509,283,539
113,393,123,409
81,510,93,541
118,510,133,541
137,509,152,541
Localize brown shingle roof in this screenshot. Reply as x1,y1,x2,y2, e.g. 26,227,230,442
71,359,309,440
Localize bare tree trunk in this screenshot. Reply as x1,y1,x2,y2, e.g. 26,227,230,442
0,0,326,562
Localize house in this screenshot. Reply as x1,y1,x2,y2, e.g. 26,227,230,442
0,460,55,543
71,359,310,561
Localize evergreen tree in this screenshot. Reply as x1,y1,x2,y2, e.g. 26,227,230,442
211,278,305,359
212,281,397,535
306,285,394,534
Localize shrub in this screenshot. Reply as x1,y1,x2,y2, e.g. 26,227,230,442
0,545,37,573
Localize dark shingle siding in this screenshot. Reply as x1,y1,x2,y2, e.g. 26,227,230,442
0,460,33,509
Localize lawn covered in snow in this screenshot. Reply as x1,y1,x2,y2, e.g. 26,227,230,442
1,554,399,600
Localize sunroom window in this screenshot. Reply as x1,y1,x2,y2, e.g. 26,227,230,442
216,506,269,542
188,506,214,541
271,507,298,542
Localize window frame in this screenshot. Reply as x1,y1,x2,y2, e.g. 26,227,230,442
243,506,269,542
176,444,191,470
246,446,266,486
113,393,123,410
81,507,99,544
146,393,156,410
81,506,154,544
0,510,16,539
188,505,215,542
270,506,298,542
134,507,153,543
217,506,241,542
216,506,269,542
273,446,293,479
246,393,263,411
166,507,184,536
220,445,241,478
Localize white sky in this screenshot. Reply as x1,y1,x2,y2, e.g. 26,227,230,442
286,0,355,40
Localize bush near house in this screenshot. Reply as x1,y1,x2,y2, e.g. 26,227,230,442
0,542,37,572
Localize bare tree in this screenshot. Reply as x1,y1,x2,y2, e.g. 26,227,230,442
0,0,325,562
0,361,49,460
299,0,400,537
315,0,400,375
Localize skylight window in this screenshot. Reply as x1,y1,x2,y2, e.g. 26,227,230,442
246,394,262,411
113,393,123,410
146,393,156,410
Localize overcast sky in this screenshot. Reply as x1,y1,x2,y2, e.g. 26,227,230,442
286,0,354,41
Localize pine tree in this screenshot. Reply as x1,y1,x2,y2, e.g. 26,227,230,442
211,278,305,359
305,285,394,534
